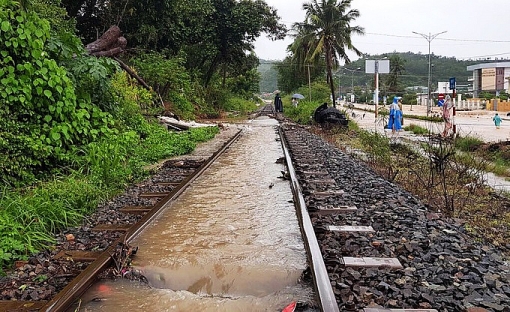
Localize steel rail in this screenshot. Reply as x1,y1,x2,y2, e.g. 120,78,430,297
39,129,242,312
279,127,339,312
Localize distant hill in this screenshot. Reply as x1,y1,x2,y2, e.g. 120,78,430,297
257,52,506,94
346,52,498,91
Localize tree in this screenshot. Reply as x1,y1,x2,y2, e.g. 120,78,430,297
61,0,286,92
194,0,286,86
386,54,406,93
291,0,364,107
275,56,325,94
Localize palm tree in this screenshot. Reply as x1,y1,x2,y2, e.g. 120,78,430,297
386,54,406,93
291,0,364,107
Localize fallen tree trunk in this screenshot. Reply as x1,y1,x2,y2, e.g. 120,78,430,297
86,26,172,114
86,25,125,56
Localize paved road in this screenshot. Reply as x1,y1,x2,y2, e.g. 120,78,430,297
343,102,510,192
348,103,508,143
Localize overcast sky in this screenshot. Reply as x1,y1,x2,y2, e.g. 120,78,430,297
254,0,510,63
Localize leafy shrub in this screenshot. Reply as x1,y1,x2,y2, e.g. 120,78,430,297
0,1,113,185
405,123,429,135
222,97,257,114
295,82,331,104
110,71,154,131
359,130,391,165
188,126,219,142
131,52,195,119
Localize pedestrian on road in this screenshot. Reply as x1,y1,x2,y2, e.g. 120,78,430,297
442,95,454,137
274,93,283,113
387,96,402,134
493,113,502,129
398,97,404,125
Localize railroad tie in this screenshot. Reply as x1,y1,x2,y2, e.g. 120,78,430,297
0,301,48,311
139,192,170,198
327,225,374,232
342,256,403,270
156,181,182,186
310,190,345,197
315,205,357,214
119,205,154,215
330,225,403,269
53,250,103,262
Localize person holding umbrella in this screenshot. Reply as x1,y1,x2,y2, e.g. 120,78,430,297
291,93,304,108
291,98,298,107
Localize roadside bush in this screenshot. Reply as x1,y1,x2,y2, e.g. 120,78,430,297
358,130,391,166
110,71,154,131
0,124,220,271
455,135,484,152
285,100,321,125
0,175,103,271
405,123,429,135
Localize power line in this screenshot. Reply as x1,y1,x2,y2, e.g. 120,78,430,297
367,32,510,43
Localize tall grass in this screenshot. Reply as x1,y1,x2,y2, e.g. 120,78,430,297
0,123,220,273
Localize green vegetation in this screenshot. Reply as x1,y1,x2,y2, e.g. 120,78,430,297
289,0,363,105
311,124,510,248
455,136,484,152
270,50,496,105
0,125,218,271
404,124,429,135
0,0,260,273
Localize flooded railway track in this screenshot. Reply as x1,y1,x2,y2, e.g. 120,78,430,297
3,104,508,311
0,130,242,312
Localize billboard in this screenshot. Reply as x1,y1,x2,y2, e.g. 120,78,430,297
481,68,496,90
365,60,390,74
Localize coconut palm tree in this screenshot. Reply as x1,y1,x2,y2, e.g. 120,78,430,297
291,0,364,107
386,54,406,93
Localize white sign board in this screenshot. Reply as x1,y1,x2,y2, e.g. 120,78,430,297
365,59,390,74
437,82,453,94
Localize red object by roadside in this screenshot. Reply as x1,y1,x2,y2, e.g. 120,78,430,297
282,301,297,312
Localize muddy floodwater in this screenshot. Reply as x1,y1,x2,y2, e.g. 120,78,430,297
77,117,315,311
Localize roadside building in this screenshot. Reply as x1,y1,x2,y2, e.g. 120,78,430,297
467,61,510,98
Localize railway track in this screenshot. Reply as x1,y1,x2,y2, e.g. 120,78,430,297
2,106,507,311
0,130,242,312
280,121,510,311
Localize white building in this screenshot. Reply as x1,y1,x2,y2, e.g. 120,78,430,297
466,62,510,97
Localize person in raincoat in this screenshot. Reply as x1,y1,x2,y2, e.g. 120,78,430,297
274,93,283,112
441,95,453,137
387,96,402,134
397,97,404,125
493,113,502,129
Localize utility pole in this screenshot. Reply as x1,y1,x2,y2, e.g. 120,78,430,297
412,30,447,117
306,64,312,103
343,67,361,103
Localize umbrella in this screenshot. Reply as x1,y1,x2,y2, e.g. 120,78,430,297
292,93,305,99
273,90,281,94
